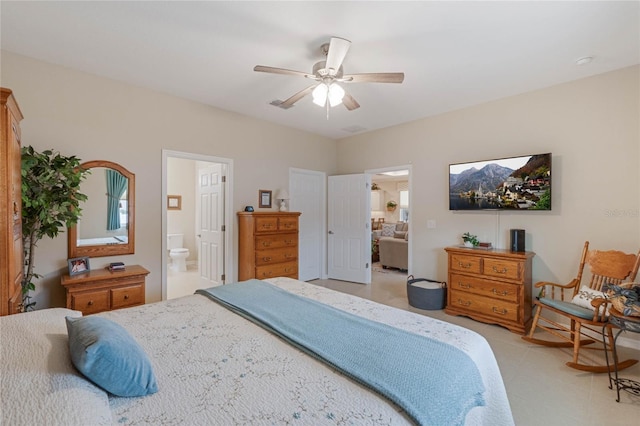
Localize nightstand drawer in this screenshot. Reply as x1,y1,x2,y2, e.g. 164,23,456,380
111,284,144,309
71,290,110,315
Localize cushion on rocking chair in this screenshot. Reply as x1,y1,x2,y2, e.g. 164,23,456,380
538,298,596,320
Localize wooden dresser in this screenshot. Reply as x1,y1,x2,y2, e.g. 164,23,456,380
445,246,535,334
60,265,149,315
0,88,24,316
238,212,301,281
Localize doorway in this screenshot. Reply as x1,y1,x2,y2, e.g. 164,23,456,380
161,150,234,300
366,165,412,283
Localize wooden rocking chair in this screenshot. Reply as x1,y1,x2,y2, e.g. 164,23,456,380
522,241,640,373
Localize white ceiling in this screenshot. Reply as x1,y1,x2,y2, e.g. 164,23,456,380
1,1,638,140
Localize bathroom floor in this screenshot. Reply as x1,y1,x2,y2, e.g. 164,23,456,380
167,264,200,299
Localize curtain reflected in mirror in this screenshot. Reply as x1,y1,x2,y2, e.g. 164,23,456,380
106,169,127,231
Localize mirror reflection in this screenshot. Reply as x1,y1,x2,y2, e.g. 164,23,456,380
68,160,135,258
77,168,129,246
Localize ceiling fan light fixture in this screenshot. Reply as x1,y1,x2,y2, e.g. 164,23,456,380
312,83,328,106
328,83,345,107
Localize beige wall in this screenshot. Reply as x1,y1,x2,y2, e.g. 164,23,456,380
338,65,640,287
1,51,338,307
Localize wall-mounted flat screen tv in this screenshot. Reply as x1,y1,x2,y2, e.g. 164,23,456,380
449,153,551,211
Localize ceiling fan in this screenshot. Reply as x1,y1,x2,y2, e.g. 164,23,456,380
254,37,404,114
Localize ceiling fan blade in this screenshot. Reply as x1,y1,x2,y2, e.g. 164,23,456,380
342,92,360,111
325,37,351,75
254,65,311,78
341,72,405,84
273,84,318,109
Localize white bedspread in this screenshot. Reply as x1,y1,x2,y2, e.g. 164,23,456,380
0,308,111,425
104,277,513,425
0,278,513,425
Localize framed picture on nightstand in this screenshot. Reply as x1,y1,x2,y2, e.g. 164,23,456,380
68,257,90,276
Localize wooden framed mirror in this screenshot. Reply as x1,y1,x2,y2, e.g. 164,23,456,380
68,160,135,258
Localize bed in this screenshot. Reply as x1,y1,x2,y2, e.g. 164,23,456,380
1,277,514,425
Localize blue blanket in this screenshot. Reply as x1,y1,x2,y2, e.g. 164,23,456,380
197,280,485,426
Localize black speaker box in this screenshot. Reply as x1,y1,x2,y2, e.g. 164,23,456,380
510,229,525,252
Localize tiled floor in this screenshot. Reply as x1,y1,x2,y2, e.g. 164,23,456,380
166,262,640,425
309,265,640,426
167,265,201,300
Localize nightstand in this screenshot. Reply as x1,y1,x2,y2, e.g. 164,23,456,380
61,265,149,315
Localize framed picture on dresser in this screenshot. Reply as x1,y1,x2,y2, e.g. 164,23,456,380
259,190,272,208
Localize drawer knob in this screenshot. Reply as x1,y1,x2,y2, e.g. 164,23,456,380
285,240,293,244
262,257,272,261
457,261,472,269
492,288,508,296
492,307,508,315
457,299,471,307
457,282,471,289
492,266,508,274
262,242,271,247
124,295,129,300
87,301,94,306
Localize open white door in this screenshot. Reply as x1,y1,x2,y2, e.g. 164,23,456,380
327,174,371,284
289,168,325,281
197,163,225,287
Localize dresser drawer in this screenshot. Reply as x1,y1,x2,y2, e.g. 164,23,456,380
71,290,110,315
255,261,298,279
254,217,278,233
450,254,482,274
255,233,298,250
111,284,144,309
449,273,519,303
255,247,297,266
278,217,298,231
449,290,519,322
483,258,522,281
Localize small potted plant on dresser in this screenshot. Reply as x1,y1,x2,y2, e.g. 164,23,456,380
462,232,479,248
386,200,397,212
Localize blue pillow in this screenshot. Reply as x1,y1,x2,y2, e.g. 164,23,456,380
66,316,158,397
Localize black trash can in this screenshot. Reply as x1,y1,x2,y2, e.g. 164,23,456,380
406,275,447,310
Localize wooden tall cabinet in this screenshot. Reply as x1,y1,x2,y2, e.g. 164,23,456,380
445,246,535,334
238,212,301,281
1,88,24,316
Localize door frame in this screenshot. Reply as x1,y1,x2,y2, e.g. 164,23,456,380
365,164,412,276
161,149,234,300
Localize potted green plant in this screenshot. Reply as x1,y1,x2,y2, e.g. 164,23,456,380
21,146,90,311
462,232,479,248
386,200,397,212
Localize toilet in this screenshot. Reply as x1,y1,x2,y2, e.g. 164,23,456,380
167,233,189,272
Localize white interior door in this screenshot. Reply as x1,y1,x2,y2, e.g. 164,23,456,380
289,168,325,281
197,163,225,287
328,174,370,284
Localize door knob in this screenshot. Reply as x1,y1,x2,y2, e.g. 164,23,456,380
328,230,334,234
